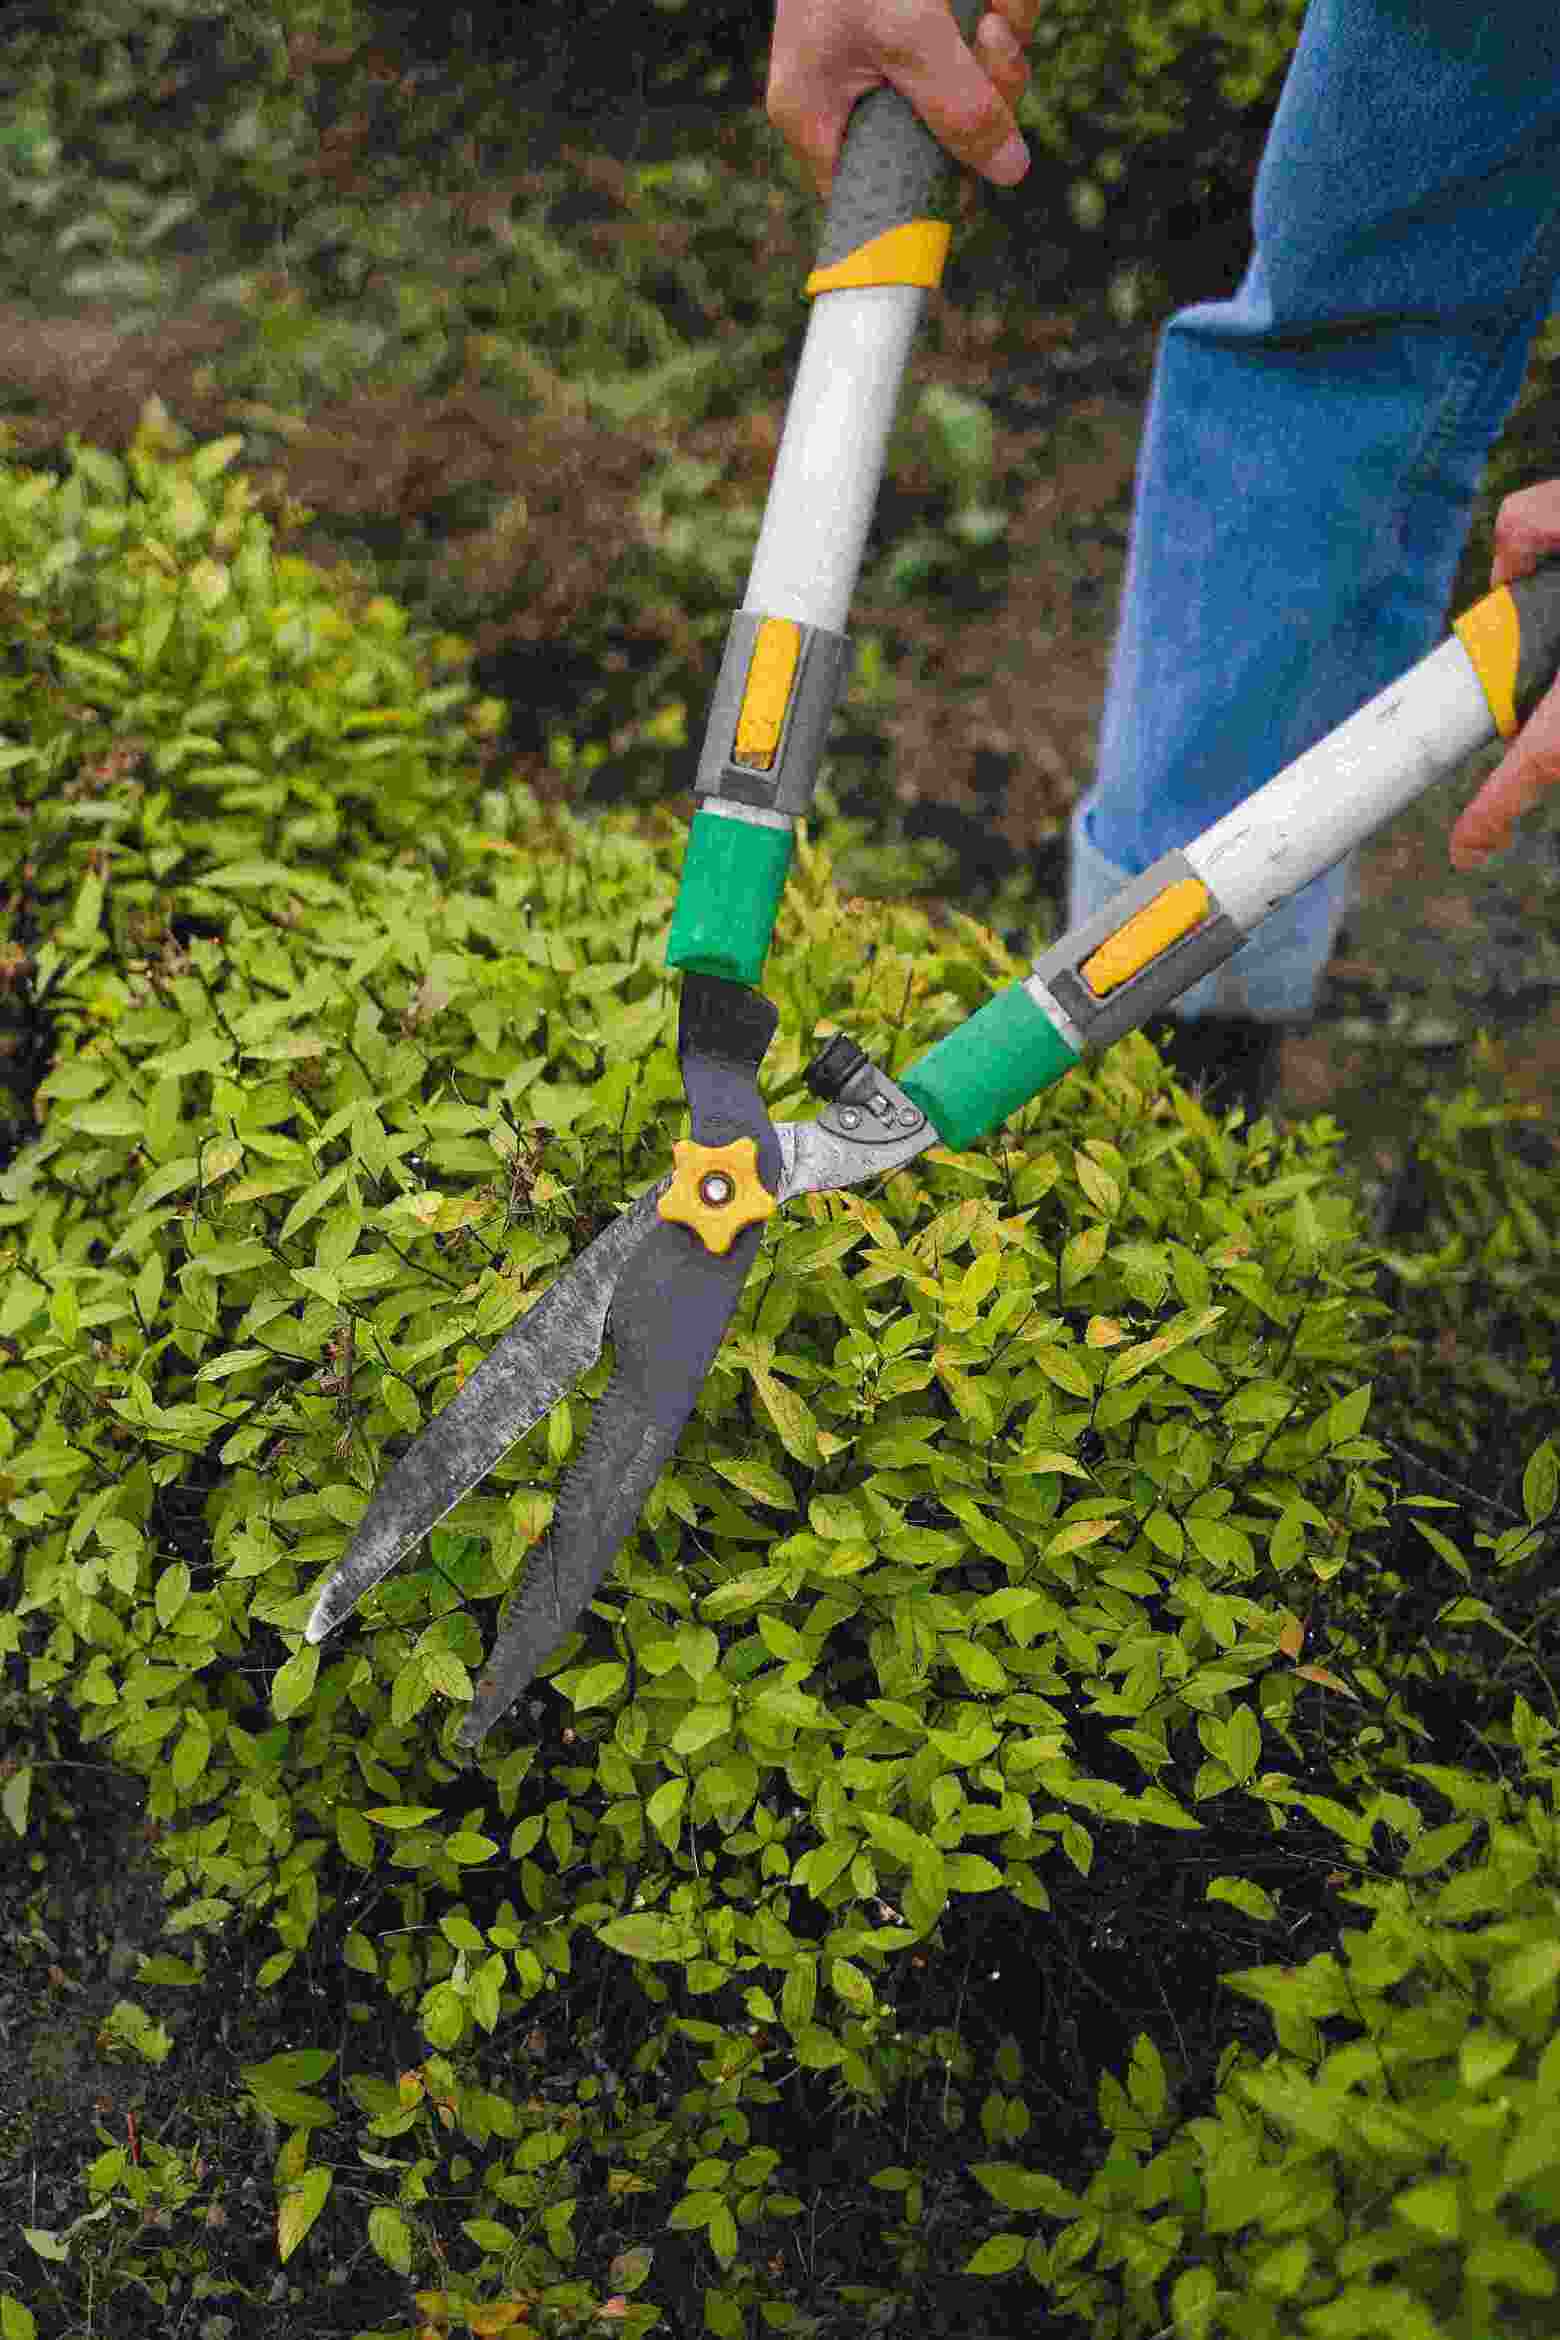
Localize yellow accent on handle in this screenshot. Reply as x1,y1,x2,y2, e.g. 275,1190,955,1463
1081,878,1212,998
805,219,952,297
657,1137,777,1255
733,618,802,770
1453,582,1521,739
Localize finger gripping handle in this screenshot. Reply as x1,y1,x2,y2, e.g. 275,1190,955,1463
810,0,985,281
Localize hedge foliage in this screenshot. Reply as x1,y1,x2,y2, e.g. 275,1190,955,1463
2,421,1558,2339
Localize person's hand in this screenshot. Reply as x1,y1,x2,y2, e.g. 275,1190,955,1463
1450,480,1560,869
768,0,1037,199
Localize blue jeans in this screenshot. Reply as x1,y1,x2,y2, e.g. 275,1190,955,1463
1069,0,1560,1021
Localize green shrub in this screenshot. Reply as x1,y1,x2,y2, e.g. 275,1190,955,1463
5,421,1555,2340
0,413,488,931
1376,1091,1560,1482
0,420,1413,2335
964,1695,1560,2339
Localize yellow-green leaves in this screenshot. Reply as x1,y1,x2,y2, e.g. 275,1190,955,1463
368,2203,414,2275
243,2049,337,2130
270,1641,319,1720
1206,1875,1278,1922
276,2164,332,2264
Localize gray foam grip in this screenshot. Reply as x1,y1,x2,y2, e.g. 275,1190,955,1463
812,0,985,275
1510,558,1560,727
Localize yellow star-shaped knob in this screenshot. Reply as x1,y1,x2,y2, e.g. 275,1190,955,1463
657,1136,777,1256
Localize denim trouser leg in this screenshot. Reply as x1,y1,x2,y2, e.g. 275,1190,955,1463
1070,0,1560,1021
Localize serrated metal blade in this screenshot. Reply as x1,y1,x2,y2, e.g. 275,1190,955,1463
303,1178,669,1645
455,1204,766,1749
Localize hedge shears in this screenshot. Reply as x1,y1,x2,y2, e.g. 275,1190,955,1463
302,4,1560,1750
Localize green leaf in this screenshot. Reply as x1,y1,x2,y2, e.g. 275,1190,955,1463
1466,2237,1557,2297
1206,1876,1278,1921
795,2023,846,2068
1392,2178,1460,2240
364,1805,443,1829
336,1807,375,1867
1269,1503,1308,1568
136,1955,200,1988
958,1251,1003,1308
830,1958,875,2012
464,2217,517,2255
446,1831,499,1864
1163,1345,1223,1390
713,1456,794,1509
276,2165,332,2263
1030,1342,1093,1400
1061,1224,1108,1290
244,2049,337,2090
757,1612,808,1663
1,2292,38,2340
154,1561,191,1628
1459,2029,1519,2092
945,1636,1007,1694
1131,1785,1200,1831
944,1853,1003,1891
1413,1518,1469,1579
675,1625,721,1681
271,1642,319,1720
2,1765,32,1839
1399,1818,1477,1876
1523,1439,1558,1526
750,1368,821,1463
965,2233,1027,2275
169,1716,211,1793
667,2189,722,2231
671,1704,730,1756
421,1982,466,2049
1127,2034,1166,2125
1143,1509,1183,1560
597,1913,695,1962
567,1661,627,1709
1495,1939,1560,2006
368,2204,413,2275
1072,1151,1121,1217
1186,1515,1253,1575
646,1779,687,1845
1323,1382,1371,1446
705,2288,745,2339
782,1957,817,2033
972,2162,1079,2214
1223,1705,1261,1783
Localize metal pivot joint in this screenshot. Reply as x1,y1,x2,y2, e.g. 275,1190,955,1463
780,1035,934,1199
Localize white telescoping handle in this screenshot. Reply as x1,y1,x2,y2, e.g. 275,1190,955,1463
665,0,986,988
1185,637,1494,929
899,559,1560,1146
1017,566,1560,1069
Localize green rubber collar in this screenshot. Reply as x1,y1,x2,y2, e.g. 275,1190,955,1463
901,981,1081,1148
665,811,794,986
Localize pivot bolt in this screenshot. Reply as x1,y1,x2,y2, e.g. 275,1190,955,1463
657,1136,777,1255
